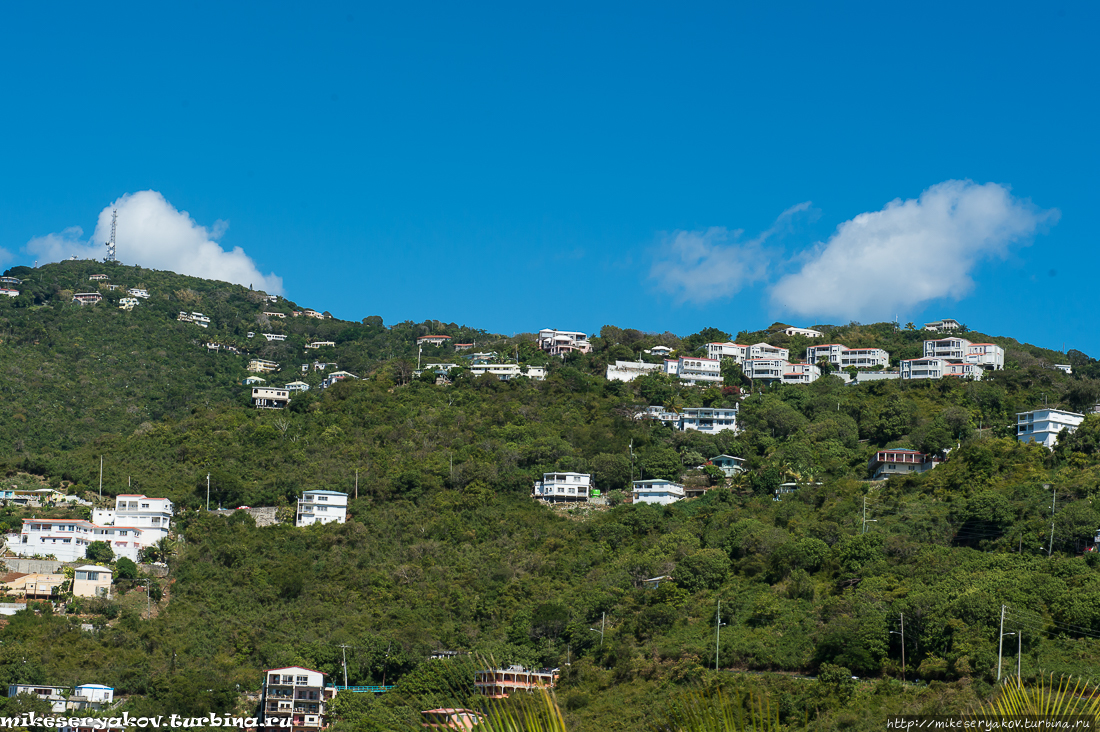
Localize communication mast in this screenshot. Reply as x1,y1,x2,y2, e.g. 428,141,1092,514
104,209,118,262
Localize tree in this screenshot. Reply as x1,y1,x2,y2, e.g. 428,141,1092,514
86,541,114,563
116,557,139,580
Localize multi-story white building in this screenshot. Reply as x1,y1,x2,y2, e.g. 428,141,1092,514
923,318,961,332
1016,408,1085,449
748,343,790,360
605,360,662,382
782,362,821,384
468,363,547,381
261,666,337,731
321,370,358,388
632,479,685,505
636,406,739,434
0,288,18,297
744,358,787,382
805,344,846,365
706,342,749,363
8,685,70,713
840,348,890,369
253,387,291,409
128,288,150,298
296,490,348,527
900,357,983,381
868,450,938,480
263,333,287,342
1054,364,1073,375
10,495,173,563
474,666,559,698
73,293,102,305
965,343,1005,370
88,274,110,282
782,327,824,338
532,472,591,502
92,495,173,555
285,380,310,392
663,357,722,385
0,276,22,285
923,337,970,360
417,335,452,347
537,329,592,356
118,297,139,310
177,311,210,328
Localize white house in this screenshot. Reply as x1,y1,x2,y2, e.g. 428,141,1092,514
243,376,266,385
965,343,1005,370
708,455,746,477
744,358,788,382
706,342,749,363
532,472,591,502
92,495,173,542
72,684,114,708
178,311,210,328
782,362,821,384
923,318,962,332
306,341,336,349
263,333,287,342
0,288,19,297
417,335,452,346
1017,408,1085,449
805,344,847,365
537,329,592,356
840,348,890,369
128,288,150,299
7,684,69,713
749,343,790,360
468,363,547,381
868,450,939,480
118,297,139,310
321,370,358,388
632,479,684,505
901,357,983,381
296,490,348,526
923,337,969,360
663,357,722,386
261,666,336,729
644,345,674,356
0,276,22,285
73,292,102,305
678,407,739,434
253,387,291,409
285,380,310,392
263,311,287,319
1054,364,1073,374
88,274,109,281
605,360,662,382
782,327,824,337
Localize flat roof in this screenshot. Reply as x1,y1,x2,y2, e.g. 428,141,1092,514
303,490,348,496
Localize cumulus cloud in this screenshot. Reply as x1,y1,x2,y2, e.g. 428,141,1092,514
25,191,283,294
650,202,812,304
770,181,1058,321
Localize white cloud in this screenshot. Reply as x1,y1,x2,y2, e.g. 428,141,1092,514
770,180,1058,321
25,191,283,294
650,202,812,304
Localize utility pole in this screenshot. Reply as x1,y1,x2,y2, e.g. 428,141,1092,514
997,605,1006,682
715,600,726,671
590,612,606,648
338,644,350,689
1048,490,1057,558
862,496,877,534
1017,631,1022,678
890,614,905,682
354,470,358,500
206,473,211,511
99,456,103,499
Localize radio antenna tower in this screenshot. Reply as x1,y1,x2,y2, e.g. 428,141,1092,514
104,209,118,262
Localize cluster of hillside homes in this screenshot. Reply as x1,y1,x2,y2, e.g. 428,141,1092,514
607,319,1009,387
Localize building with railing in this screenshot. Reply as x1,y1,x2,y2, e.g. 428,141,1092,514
1016,408,1085,449
474,666,559,698
537,329,592,356
706,342,749,363
73,292,102,305
782,327,824,337
662,357,722,385
923,318,961,332
533,472,591,502
868,449,939,480
261,667,337,731
253,387,291,409
296,490,348,527
632,479,685,505
605,360,662,382
249,359,281,373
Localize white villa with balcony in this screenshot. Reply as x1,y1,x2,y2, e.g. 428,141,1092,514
417,335,452,347
128,288,150,298
296,490,348,527
73,292,103,305
533,472,591,502
468,363,547,381
706,342,749,362
1017,408,1085,449
263,333,287,342
663,357,722,385
807,344,889,369
537,329,592,356
923,318,962,332
744,358,787,382
253,387,291,409
636,406,739,434
249,359,281,373
783,362,821,384
261,666,336,731
708,455,746,477
632,479,685,505
901,357,984,381
749,343,790,360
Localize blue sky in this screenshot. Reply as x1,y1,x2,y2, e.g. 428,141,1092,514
1,2,1095,352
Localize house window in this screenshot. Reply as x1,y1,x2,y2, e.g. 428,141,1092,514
296,676,308,685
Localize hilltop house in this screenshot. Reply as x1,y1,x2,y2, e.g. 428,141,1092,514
296,491,348,527
88,274,109,281
0,276,22,285
260,666,336,730
0,288,18,297
244,376,266,386
10,495,173,563
321,370,357,388
263,333,287,342
263,311,287,319
305,341,335,349
632,479,685,505
253,387,291,409
453,342,474,351
468,363,547,381
474,666,559,698
118,297,139,310
923,319,962,332
417,335,452,347
806,345,890,369
537,329,592,356
72,565,113,598
782,327,824,337
782,362,821,384
1017,408,1085,449
7,685,70,713
636,406,739,435
128,288,150,298
645,345,674,356
285,380,310,392
73,292,102,305
532,473,591,502
706,342,749,362
177,311,210,328
900,357,984,381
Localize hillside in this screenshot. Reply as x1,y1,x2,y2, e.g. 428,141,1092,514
3,262,1100,731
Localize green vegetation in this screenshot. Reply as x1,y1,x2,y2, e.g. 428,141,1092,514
2,262,1100,730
